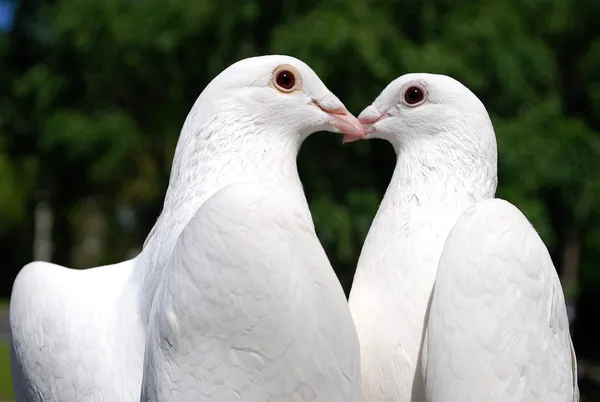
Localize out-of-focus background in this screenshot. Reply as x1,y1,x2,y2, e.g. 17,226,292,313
1,0,599,400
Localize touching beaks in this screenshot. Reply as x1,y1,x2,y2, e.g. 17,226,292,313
313,100,365,141
327,108,365,141
347,105,390,143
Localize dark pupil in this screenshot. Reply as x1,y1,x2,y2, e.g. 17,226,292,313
405,87,423,104
277,71,295,89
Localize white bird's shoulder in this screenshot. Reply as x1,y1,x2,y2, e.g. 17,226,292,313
172,182,320,271
192,182,314,231
423,198,578,402
10,261,85,351
10,261,89,401
10,260,137,402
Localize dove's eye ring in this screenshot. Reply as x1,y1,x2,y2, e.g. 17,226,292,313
272,65,302,93
403,85,426,106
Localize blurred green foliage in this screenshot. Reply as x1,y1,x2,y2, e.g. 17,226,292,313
0,342,14,400
1,0,600,397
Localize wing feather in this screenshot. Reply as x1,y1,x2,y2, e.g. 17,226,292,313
141,182,360,401
10,260,139,401
423,198,578,402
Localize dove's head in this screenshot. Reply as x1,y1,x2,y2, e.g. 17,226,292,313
352,73,497,199
351,73,496,158
195,55,364,143
160,55,364,238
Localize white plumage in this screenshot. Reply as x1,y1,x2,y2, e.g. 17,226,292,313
10,259,142,401
348,73,578,402
141,183,361,401
10,55,363,402
423,198,578,402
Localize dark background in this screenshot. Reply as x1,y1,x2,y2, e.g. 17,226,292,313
0,0,599,399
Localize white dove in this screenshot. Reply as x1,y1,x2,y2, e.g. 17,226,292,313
10,55,364,402
348,73,578,402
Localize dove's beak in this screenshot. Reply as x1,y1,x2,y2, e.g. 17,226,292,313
313,99,365,141
344,105,390,143
326,108,365,141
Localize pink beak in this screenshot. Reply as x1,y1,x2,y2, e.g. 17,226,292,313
315,102,365,141
343,105,389,143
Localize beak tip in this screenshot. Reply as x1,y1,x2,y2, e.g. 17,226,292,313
324,108,365,142
313,98,366,142
342,134,362,144
357,105,387,133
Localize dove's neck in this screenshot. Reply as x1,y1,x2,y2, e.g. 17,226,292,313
349,140,497,401
384,134,497,205
359,139,497,283
132,100,308,325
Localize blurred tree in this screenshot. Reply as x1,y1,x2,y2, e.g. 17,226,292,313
1,0,600,397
